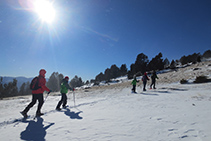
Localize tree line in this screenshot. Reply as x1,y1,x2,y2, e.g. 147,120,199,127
93,64,128,83
93,49,211,81
0,50,210,98
0,73,84,99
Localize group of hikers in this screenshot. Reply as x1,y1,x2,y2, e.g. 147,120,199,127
131,70,159,93
20,69,74,118
20,69,158,118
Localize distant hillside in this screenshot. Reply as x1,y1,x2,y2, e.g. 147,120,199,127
0,76,33,89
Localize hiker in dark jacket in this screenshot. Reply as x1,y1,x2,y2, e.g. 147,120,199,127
21,69,51,118
142,72,149,91
56,76,74,111
150,70,159,89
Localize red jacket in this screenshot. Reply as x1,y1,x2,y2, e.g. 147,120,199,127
32,75,50,94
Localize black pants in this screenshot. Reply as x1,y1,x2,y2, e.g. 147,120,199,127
143,81,147,91
23,94,44,114
132,85,136,92
150,79,156,89
56,93,67,109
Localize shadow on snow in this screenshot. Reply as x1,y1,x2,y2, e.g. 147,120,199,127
20,117,54,141
64,108,83,120
140,93,159,96
160,87,188,91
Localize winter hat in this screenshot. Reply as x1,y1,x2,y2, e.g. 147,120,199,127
65,76,69,80
39,69,46,77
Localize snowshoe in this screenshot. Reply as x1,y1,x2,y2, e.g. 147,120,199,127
56,108,61,111
131,90,136,93
36,113,44,117
20,111,28,119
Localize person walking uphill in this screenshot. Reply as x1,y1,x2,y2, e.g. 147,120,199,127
150,70,159,89
142,72,149,91
21,69,51,118
56,76,74,111
131,76,139,93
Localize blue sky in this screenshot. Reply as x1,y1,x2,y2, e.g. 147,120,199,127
0,0,211,81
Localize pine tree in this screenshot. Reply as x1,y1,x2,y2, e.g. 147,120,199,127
134,53,149,74
47,72,64,92
70,75,84,88
147,52,164,71
170,60,176,69
163,58,170,69
202,50,211,58
19,83,26,95
120,64,127,76
95,72,105,82
110,64,120,79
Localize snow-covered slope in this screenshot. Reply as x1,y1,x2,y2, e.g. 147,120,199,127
0,81,211,141
0,61,211,141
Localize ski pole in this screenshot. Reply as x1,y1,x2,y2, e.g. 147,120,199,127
73,91,76,107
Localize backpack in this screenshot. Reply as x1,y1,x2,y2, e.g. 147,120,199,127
30,77,41,90
142,75,147,82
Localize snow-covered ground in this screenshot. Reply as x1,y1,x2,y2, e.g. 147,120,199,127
0,61,211,141
0,82,211,141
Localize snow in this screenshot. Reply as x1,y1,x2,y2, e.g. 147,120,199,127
0,61,211,141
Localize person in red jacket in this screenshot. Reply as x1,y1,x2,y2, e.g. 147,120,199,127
21,69,51,118
142,72,150,91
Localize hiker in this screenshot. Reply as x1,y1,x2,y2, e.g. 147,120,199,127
56,76,74,111
131,76,139,93
142,72,149,91
21,69,51,118
150,70,159,89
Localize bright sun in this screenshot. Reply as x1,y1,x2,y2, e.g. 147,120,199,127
33,0,56,24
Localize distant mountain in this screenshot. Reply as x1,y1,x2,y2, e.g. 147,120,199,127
0,76,33,89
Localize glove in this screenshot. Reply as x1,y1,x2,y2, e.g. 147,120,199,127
48,90,52,94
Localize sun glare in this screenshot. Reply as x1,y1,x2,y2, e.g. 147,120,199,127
33,0,56,24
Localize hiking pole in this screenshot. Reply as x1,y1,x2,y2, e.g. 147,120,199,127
44,94,49,103
44,91,51,103
73,91,76,107
72,90,82,112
